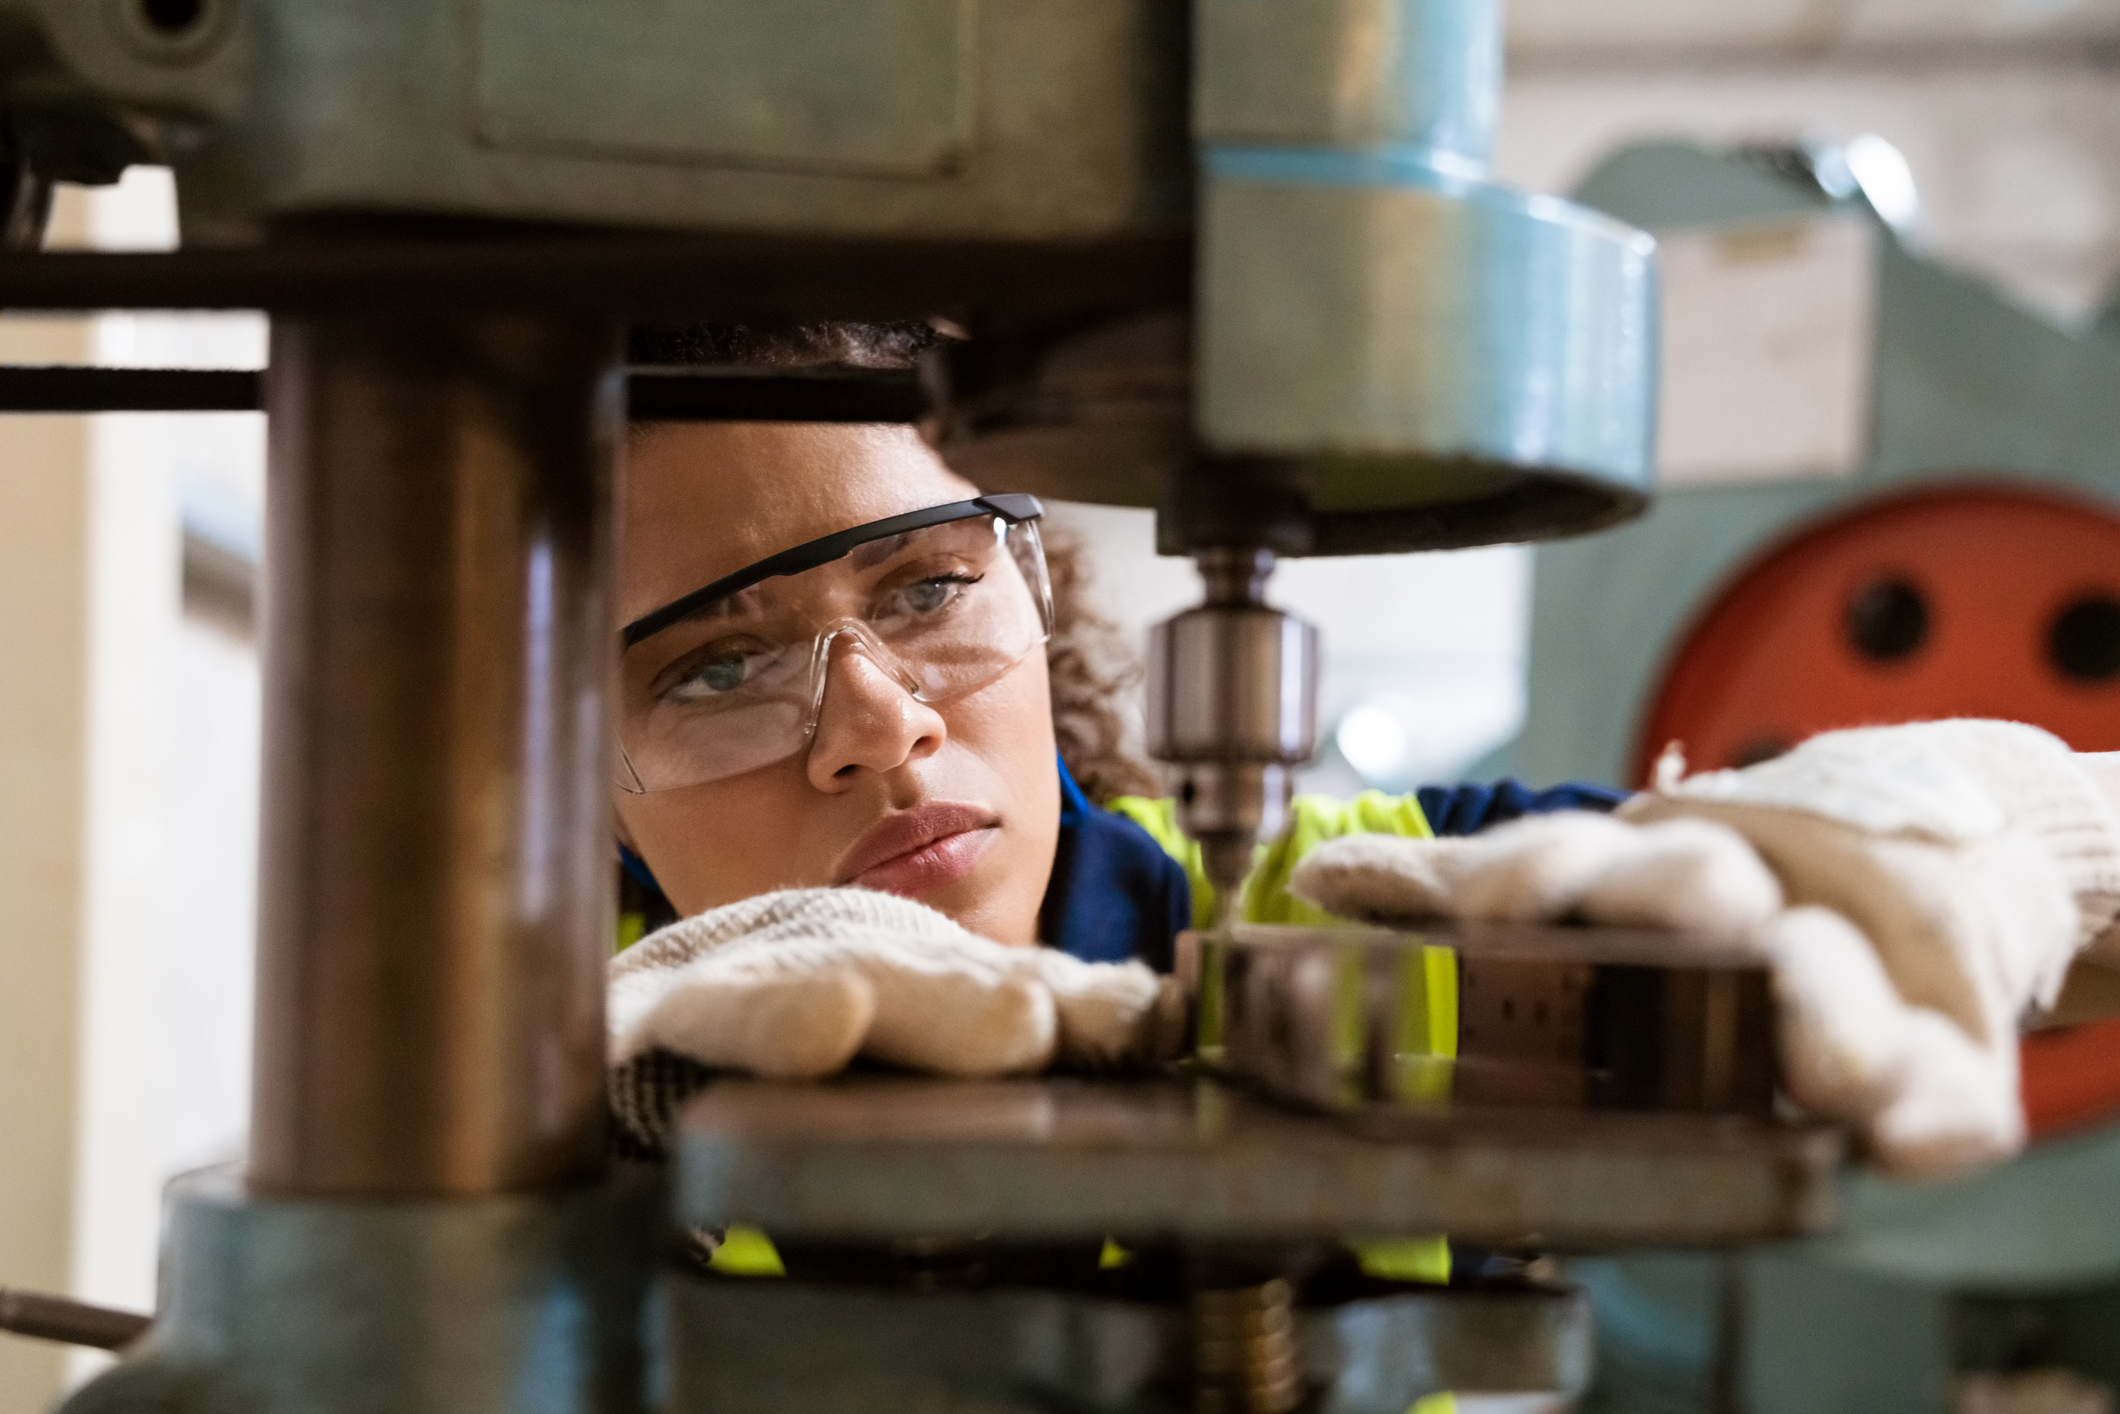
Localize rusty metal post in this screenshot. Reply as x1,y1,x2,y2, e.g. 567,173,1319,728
249,314,622,1196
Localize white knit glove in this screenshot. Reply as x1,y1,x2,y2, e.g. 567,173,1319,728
609,887,1184,1081
1289,721,2120,1178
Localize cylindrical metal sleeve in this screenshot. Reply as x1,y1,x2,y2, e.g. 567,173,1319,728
249,315,622,1196
1145,608,1319,762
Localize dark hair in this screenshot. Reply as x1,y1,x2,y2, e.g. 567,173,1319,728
627,322,1161,806
628,321,945,370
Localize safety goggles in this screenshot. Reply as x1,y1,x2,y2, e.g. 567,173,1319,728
616,494,1051,793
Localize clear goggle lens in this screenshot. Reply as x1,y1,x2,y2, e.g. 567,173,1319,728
617,516,1051,792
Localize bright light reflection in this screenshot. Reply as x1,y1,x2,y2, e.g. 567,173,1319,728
1337,703,1411,783
1845,134,1920,233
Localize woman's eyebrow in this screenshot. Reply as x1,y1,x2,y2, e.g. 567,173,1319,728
849,532,916,571
661,582,771,632
645,523,944,643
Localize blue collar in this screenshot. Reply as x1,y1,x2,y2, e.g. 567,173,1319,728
1039,756,1191,972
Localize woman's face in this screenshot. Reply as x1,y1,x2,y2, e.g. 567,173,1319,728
613,422,1060,944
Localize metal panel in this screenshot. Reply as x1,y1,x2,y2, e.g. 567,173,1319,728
161,0,1189,242
473,0,973,178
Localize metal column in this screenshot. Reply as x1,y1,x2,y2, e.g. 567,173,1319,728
250,314,622,1195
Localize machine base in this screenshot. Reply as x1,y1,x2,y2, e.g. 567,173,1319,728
58,1166,662,1414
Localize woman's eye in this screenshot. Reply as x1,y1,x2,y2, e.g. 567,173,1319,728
899,573,979,615
700,656,749,691
668,648,763,703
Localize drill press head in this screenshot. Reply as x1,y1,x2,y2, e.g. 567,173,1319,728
1129,0,1656,887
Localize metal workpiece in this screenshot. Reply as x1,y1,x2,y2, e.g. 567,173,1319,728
250,314,621,1196
672,1077,1840,1249
1206,923,1778,1120
663,1267,1591,1414
57,1167,662,1414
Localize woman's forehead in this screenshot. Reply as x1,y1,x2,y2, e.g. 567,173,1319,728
618,422,978,625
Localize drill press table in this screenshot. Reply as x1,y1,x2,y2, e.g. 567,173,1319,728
663,1077,1837,1413
674,1075,1840,1248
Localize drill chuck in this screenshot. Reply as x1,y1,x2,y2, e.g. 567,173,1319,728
1147,548,1320,910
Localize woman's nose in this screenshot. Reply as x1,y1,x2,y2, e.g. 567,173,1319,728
805,640,947,790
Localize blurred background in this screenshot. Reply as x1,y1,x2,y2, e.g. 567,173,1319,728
9,2,2120,1406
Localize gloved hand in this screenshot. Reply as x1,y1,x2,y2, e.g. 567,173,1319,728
609,885,1184,1083
1289,721,2120,1178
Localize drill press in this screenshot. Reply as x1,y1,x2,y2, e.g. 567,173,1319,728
0,3,1809,1412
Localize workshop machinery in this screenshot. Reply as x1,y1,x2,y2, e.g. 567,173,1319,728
1505,139,2120,1413
0,3,1832,1411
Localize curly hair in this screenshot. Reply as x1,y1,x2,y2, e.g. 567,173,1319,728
629,320,1163,806
1039,528,1162,804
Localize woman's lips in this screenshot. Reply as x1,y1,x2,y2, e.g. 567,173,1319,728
855,827,998,896
835,802,1000,898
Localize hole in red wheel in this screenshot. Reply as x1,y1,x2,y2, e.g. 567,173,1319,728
138,0,204,36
